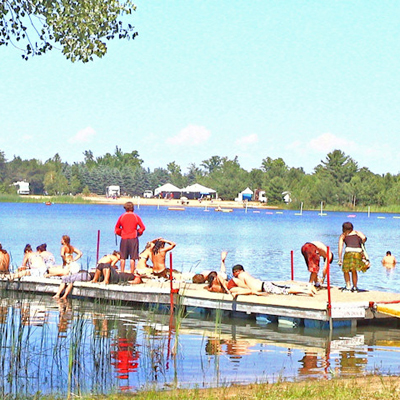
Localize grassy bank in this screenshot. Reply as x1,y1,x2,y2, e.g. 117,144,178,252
39,376,400,399
0,194,93,204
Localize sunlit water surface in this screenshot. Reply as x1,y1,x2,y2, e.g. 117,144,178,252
1,202,400,397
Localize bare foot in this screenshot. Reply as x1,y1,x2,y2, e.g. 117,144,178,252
221,251,228,261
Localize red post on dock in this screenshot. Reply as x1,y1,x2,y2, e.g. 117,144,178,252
96,230,100,263
169,252,174,312
326,246,332,317
291,250,294,281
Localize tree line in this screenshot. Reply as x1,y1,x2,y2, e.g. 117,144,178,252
0,147,399,208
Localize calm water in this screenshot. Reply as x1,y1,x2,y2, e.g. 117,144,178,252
1,202,400,397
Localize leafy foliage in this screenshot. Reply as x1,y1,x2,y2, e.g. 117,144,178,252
1,147,400,209
0,0,138,62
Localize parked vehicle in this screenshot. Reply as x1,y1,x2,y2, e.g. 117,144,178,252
143,190,153,198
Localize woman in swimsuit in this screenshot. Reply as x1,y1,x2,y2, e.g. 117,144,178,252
338,221,368,292
135,242,154,275
45,235,83,277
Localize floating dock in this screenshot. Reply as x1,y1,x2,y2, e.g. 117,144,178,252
1,277,400,330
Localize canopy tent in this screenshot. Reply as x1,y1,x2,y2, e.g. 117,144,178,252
154,183,182,198
180,183,217,199
237,187,253,201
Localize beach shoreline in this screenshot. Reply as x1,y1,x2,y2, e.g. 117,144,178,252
80,195,280,210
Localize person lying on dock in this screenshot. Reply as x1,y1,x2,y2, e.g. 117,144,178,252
150,238,176,278
230,265,317,297
0,243,10,275
45,235,83,277
192,250,229,284
90,251,142,285
9,244,47,280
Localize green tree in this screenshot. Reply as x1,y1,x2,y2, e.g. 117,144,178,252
167,161,184,188
1,0,138,62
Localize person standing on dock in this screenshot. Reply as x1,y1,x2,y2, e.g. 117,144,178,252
115,202,146,273
301,241,333,286
338,221,368,292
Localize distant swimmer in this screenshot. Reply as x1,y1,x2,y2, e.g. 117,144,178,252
382,251,396,268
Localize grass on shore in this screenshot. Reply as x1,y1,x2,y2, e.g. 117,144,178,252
41,376,400,400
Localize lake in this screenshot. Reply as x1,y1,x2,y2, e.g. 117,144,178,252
1,202,400,397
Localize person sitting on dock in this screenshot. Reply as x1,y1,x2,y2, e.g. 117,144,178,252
228,265,316,297
10,244,47,280
382,251,396,268
301,241,333,286
91,251,142,285
0,243,10,275
45,235,83,277
53,269,92,299
150,238,176,278
135,242,155,276
37,243,56,269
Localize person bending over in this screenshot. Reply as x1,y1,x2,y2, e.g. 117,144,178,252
0,243,10,275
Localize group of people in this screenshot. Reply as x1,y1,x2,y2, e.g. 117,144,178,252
1,204,398,300
301,221,396,293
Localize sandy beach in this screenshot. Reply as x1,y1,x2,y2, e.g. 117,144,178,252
82,195,279,210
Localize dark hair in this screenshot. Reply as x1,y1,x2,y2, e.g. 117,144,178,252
192,274,205,284
232,264,244,273
37,243,47,252
24,244,32,253
112,250,121,257
342,222,354,232
0,244,6,254
206,271,218,286
124,202,134,212
152,240,165,255
387,251,392,256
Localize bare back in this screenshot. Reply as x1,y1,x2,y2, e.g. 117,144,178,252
0,251,10,272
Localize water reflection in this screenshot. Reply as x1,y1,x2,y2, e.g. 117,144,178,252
1,292,400,398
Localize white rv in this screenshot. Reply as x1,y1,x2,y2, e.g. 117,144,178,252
106,186,121,198
14,181,30,195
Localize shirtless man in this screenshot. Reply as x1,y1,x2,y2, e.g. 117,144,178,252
230,265,316,297
382,251,396,268
150,238,176,278
0,243,10,275
301,241,333,286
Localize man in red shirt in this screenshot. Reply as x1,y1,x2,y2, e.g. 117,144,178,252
115,202,145,273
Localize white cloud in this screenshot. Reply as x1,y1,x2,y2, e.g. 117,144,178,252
166,125,211,146
68,126,96,144
308,132,356,152
235,133,259,146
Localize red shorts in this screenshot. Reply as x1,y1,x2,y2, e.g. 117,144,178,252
301,243,320,273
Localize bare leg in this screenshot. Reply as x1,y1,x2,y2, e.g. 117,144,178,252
343,272,351,289
309,272,318,284
103,268,111,284
61,283,74,299
120,259,126,273
90,269,101,283
45,266,68,277
351,270,358,289
53,283,67,298
129,259,135,273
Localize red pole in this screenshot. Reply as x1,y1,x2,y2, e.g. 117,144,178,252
169,252,174,313
96,230,101,263
326,246,332,317
291,250,294,281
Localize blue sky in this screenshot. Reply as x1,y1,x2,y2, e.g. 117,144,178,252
1,1,400,175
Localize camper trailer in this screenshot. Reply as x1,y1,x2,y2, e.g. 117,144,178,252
14,181,30,195
106,186,121,198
